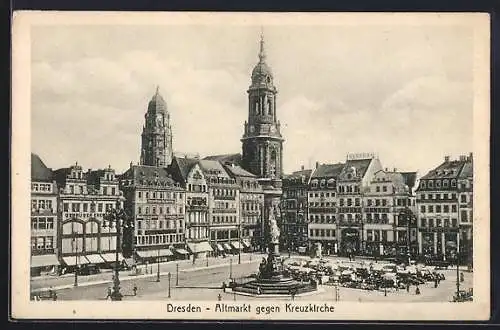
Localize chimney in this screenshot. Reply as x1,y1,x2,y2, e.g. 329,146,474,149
315,161,319,169
393,168,397,172
467,152,473,161
385,168,388,172
444,156,450,162
301,165,305,170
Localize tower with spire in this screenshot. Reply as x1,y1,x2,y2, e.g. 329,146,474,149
241,32,284,184
140,86,173,167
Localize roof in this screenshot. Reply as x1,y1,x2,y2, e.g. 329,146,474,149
203,153,242,165
170,157,200,182
420,160,466,180
223,164,257,178
285,169,313,180
399,171,418,189
459,161,473,179
311,163,344,179
122,165,179,186
198,160,231,178
339,159,373,180
31,153,53,181
147,88,168,114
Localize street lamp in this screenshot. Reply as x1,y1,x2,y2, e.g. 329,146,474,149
72,229,79,287
238,224,242,265
102,199,129,301
156,248,161,282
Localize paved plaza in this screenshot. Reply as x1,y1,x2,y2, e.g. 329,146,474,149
31,253,473,303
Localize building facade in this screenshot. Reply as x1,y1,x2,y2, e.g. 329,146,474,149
241,35,284,249
54,163,123,270
416,153,473,264
169,157,212,260
120,164,187,263
336,154,382,256
281,167,312,253
140,87,173,168
224,163,264,252
362,169,417,257
199,159,241,255
30,154,59,276
307,163,344,255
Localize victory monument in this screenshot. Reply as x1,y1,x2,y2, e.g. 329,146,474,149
232,206,317,296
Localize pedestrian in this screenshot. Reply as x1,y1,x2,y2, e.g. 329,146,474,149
434,279,438,288
133,284,138,296
460,272,464,283
406,283,410,293
222,282,226,293
257,286,261,295
106,286,112,300
52,292,57,301
218,293,222,301
415,286,421,295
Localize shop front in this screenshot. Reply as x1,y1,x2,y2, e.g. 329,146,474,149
30,253,60,277
340,228,360,256
187,241,213,260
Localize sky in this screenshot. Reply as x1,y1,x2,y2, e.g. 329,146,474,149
31,21,474,177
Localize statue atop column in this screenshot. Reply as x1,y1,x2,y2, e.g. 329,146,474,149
269,206,280,245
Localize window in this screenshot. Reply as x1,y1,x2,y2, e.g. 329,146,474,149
436,205,441,213
138,207,142,214
461,210,468,222
443,205,449,213
436,180,441,188
376,186,380,192
421,181,426,188
436,219,441,227
428,205,434,213
381,199,387,206
63,203,69,212
451,179,457,187
460,195,467,203
452,219,457,227
382,186,387,192
452,205,457,212
421,218,427,227
428,181,434,188
420,205,425,213
443,180,449,188
98,203,103,212
429,219,434,227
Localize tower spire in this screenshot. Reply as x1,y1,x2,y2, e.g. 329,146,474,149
155,85,160,95
259,28,266,62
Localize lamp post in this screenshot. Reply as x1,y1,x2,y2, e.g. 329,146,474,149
176,263,179,286
238,224,242,265
156,248,161,282
103,199,129,301
73,230,79,287
168,272,171,298
229,257,233,279
456,230,460,299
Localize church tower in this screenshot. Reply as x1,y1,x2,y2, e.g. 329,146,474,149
241,33,284,251
241,34,284,185
140,87,173,167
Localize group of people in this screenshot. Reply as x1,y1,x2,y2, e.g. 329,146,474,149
104,284,138,300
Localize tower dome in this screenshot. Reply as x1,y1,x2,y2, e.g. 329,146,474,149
148,86,167,113
251,33,273,84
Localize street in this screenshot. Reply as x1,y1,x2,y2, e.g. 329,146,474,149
32,253,473,303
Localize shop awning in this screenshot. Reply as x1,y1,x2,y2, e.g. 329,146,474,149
216,244,224,252
31,254,59,268
241,239,251,248
230,241,242,250
159,249,173,256
85,254,106,264
63,255,90,266
100,253,125,262
136,250,160,258
187,242,213,253
174,248,190,255
223,243,232,251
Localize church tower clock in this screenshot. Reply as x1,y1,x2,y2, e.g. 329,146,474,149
140,87,173,167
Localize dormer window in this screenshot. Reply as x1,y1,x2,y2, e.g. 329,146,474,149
311,180,318,188
428,180,434,188
320,180,325,188
451,179,457,187
443,179,449,188
436,180,441,188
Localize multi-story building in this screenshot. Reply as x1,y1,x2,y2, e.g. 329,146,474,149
30,153,59,276
416,153,473,263
336,153,383,256
362,169,417,257
281,166,312,253
307,163,344,255
199,159,240,255
168,157,212,260
54,163,123,271
223,163,264,252
120,164,187,263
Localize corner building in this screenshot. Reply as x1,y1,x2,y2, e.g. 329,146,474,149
31,154,59,276
241,35,284,249
416,154,473,264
